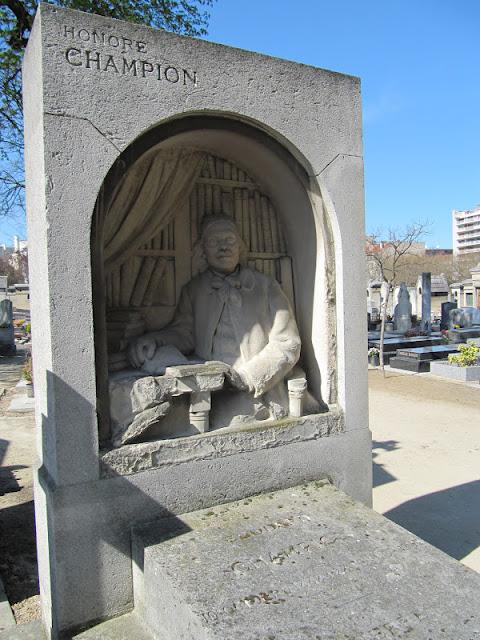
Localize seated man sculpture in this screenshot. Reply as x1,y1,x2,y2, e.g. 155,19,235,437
127,215,303,428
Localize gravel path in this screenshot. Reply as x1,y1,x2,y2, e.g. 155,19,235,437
0,348,39,624
369,368,480,572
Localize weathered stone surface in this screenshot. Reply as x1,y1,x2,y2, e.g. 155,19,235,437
133,482,480,640
101,410,344,477
112,401,172,446
131,375,177,413
74,612,152,639
168,362,229,395
140,344,190,375
24,4,369,634
0,621,45,640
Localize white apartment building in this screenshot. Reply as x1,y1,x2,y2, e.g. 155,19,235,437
452,206,480,255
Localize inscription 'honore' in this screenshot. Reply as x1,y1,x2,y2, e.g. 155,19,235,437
63,25,198,86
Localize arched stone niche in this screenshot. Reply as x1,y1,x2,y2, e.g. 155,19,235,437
92,115,336,445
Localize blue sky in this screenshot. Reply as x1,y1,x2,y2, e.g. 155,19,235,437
5,1,478,248
206,0,480,248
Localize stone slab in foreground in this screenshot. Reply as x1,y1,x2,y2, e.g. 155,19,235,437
133,481,480,640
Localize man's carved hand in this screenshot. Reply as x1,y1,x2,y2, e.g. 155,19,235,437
225,366,251,392
127,335,158,368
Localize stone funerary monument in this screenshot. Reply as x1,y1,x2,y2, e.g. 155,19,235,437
29,5,480,639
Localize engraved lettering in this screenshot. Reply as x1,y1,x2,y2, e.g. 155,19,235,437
121,37,133,53
64,25,75,39
141,61,154,77
61,30,198,87
62,25,147,54
104,55,119,73
65,48,82,66
123,58,138,76
239,518,294,539
165,66,179,83
92,31,106,46
85,50,101,70
183,68,197,86
78,28,90,42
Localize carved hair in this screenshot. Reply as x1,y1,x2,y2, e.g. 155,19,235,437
192,215,248,273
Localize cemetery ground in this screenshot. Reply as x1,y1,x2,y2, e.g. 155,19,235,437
0,357,479,627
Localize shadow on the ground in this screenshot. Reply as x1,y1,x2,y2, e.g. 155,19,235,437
0,464,28,495
0,500,38,604
384,480,480,562
372,439,400,488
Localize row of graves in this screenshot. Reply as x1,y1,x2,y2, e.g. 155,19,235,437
368,275,480,374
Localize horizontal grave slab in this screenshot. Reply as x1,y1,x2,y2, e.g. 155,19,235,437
132,481,480,640
395,345,459,360
447,328,480,343
369,336,443,351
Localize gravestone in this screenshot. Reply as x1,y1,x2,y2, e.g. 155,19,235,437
421,272,431,332
440,301,457,330
393,282,412,333
24,5,369,637
449,306,480,329
0,299,15,355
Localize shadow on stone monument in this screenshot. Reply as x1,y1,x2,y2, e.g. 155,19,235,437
36,371,193,637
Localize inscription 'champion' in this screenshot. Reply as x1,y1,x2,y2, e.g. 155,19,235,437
65,48,198,85
62,25,198,85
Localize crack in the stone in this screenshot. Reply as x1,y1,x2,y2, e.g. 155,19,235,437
315,153,362,177
44,111,122,152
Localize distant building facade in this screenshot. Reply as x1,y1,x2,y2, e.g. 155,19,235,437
0,236,29,284
450,263,480,309
452,206,480,256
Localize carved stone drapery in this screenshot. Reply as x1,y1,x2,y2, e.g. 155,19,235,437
104,152,293,318
103,147,205,273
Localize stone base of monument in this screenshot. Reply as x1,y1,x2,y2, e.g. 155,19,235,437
130,481,480,640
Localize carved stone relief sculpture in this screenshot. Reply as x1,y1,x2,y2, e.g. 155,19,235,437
104,150,318,447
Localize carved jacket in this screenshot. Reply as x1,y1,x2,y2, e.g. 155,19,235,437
157,267,301,398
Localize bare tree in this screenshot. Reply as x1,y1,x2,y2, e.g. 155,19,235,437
366,222,430,374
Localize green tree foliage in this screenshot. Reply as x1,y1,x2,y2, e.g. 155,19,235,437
0,0,215,216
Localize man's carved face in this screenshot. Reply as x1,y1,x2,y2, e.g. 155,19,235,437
203,222,241,275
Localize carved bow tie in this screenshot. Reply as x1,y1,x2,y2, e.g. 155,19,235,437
210,274,243,306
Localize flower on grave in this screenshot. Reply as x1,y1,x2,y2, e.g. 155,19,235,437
368,347,380,357
448,342,480,367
